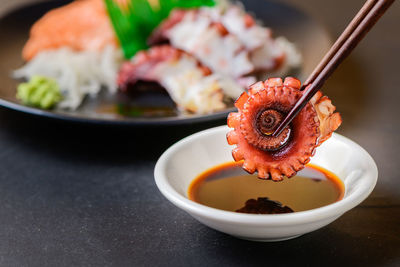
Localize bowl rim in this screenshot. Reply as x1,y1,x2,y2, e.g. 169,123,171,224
154,126,378,226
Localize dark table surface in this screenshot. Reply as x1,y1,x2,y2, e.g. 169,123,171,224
0,0,399,266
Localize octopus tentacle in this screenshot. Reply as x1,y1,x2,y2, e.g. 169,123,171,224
117,45,244,114
227,77,325,181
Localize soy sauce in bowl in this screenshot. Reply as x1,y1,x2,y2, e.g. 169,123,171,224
188,162,344,214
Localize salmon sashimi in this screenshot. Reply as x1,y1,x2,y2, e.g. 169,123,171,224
22,0,118,61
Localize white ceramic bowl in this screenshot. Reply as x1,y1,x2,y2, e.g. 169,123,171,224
154,126,378,242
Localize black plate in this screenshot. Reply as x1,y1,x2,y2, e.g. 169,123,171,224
0,0,331,126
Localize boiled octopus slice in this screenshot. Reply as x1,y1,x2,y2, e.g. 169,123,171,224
149,4,301,83
151,9,254,79
118,45,243,114
227,77,342,181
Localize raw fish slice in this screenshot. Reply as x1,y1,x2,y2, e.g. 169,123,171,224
22,0,117,61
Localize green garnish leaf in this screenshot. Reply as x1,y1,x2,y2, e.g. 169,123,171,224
104,0,215,59
16,75,62,109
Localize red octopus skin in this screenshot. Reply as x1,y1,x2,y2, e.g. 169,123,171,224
227,77,341,181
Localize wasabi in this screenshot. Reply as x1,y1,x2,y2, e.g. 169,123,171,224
16,75,62,109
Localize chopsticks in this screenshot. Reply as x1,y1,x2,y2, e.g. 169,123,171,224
272,0,394,137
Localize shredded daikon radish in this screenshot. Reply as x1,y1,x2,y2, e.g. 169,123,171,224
14,45,122,109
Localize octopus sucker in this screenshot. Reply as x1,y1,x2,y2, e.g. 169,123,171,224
242,161,256,173
280,164,296,178
227,112,240,128
248,81,265,95
270,169,284,181
227,76,341,181
232,147,244,161
257,168,270,180
234,92,250,109
226,131,239,145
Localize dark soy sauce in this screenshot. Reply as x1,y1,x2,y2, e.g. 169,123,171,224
188,162,344,214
